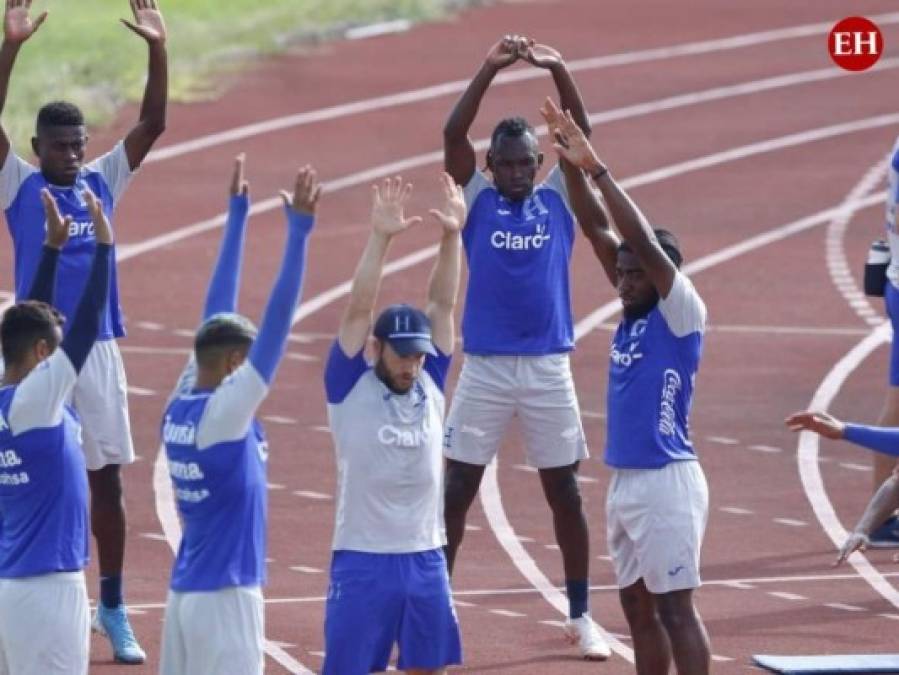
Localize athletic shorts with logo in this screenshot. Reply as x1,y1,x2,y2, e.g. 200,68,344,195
443,353,587,468
323,549,461,675
607,460,708,594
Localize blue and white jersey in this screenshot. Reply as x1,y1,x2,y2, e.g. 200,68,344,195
605,273,707,469
0,144,133,340
324,341,450,553
0,350,88,577
461,167,575,355
886,137,899,287
162,361,269,592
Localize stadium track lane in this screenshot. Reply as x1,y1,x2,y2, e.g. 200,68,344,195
5,0,897,671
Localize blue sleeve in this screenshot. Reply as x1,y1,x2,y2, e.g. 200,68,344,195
60,243,112,373
423,348,452,392
26,245,60,304
248,207,314,384
844,424,899,457
203,194,249,319
324,340,368,404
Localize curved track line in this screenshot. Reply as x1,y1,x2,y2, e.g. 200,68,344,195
144,12,899,164
796,323,899,608
825,157,890,325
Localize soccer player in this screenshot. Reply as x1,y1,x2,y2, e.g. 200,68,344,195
441,35,610,659
786,410,899,564
543,100,711,674
322,174,464,675
159,157,319,675
0,0,168,662
867,137,899,546
0,186,114,675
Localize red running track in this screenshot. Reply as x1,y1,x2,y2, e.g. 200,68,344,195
3,0,899,671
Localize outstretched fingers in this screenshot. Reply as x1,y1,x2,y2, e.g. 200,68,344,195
83,189,113,244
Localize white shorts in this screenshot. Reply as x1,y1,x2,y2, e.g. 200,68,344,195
160,586,264,675
607,460,708,594
0,571,89,675
71,339,135,471
444,354,588,469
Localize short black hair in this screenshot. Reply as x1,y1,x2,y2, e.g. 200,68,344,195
0,301,64,365
618,228,684,269
194,313,256,370
36,101,85,131
490,116,536,150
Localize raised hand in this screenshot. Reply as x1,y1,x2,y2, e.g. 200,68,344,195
84,189,113,245
39,189,70,250
429,173,466,234
540,97,603,173
230,153,249,198
522,42,562,69
4,0,47,45
485,34,528,70
784,411,845,440
122,0,166,44
835,531,869,567
280,165,322,216
371,177,421,236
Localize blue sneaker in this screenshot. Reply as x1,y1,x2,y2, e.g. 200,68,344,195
868,515,899,549
92,603,146,664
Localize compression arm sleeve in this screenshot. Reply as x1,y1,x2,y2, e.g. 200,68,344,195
203,194,250,319
60,243,112,373
25,245,60,304
248,207,314,384
844,423,899,457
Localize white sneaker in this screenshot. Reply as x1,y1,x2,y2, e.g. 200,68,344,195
564,614,612,661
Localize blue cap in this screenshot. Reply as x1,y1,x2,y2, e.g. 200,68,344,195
373,304,436,357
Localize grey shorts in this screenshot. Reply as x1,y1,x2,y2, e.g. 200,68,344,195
443,354,588,469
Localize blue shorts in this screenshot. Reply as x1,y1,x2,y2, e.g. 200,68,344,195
887,282,899,386
323,548,462,674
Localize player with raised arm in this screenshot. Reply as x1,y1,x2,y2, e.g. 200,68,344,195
544,99,711,674
323,175,464,675
159,158,319,675
0,0,169,662
0,187,113,674
441,36,610,660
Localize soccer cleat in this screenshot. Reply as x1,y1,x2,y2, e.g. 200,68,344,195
92,603,146,665
564,614,612,661
868,514,899,549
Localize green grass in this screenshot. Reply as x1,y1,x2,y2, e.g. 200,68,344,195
4,0,455,150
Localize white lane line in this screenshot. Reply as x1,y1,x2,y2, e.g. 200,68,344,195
453,600,477,608
539,620,567,629
712,655,735,662
267,483,285,490
143,12,899,164
513,464,538,473
293,490,332,500
768,591,807,601
824,602,865,612
119,345,192,356
139,532,167,541
345,19,411,41
825,155,889,326
773,518,808,527
464,524,481,532
311,425,330,433
707,436,739,445
879,613,899,621
797,322,899,610
289,566,323,574
580,410,605,419
127,385,156,397
489,609,527,618
718,581,755,590
517,535,536,543
720,506,754,515
480,459,635,662
104,70,899,301
839,462,872,472
262,415,298,425
545,544,561,551
135,321,164,330
749,444,783,454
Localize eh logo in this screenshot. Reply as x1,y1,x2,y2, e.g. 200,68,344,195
828,16,882,72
